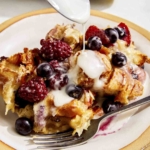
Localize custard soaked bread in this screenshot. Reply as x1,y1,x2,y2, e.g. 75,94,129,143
0,23,149,136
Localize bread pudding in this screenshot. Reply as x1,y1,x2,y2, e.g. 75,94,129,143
0,23,149,136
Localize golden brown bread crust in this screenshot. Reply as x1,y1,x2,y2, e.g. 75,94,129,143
57,100,88,118
109,40,150,67
0,24,150,135
0,48,40,114
71,50,144,104
46,24,83,50
70,50,112,89
104,68,143,104
33,91,94,134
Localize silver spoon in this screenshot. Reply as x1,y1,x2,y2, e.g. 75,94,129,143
47,0,90,24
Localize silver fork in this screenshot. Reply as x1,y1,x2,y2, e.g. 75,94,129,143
32,95,150,150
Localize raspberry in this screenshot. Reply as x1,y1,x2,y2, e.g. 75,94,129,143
18,77,48,102
85,25,110,46
118,22,131,46
49,60,69,74
40,39,72,61
15,91,32,108
48,73,69,90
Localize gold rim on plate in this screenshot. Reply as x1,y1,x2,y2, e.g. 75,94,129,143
0,8,150,41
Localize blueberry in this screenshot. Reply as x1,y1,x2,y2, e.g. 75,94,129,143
114,27,125,38
66,84,83,99
105,28,119,43
37,62,54,79
102,97,123,114
87,36,102,50
15,117,33,135
112,52,127,67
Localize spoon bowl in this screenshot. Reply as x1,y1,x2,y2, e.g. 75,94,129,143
47,0,90,24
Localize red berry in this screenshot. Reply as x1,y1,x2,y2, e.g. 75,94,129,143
49,60,69,74
18,77,48,102
85,25,110,46
15,91,32,108
118,22,131,46
40,39,72,61
48,73,69,90
85,25,99,40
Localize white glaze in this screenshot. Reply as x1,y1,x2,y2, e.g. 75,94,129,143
52,66,80,107
67,65,80,84
52,50,106,107
47,0,90,24
51,87,73,107
93,77,106,91
82,23,86,51
77,51,105,79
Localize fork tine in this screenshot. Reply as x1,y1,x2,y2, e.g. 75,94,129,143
32,130,73,140
33,134,80,144
32,130,83,145
35,136,83,150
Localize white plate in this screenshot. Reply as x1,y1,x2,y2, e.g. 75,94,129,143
0,9,150,150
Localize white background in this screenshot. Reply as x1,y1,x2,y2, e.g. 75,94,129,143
0,0,150,31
